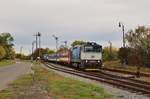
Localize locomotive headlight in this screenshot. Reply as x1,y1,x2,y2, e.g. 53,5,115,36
86,60,88,63
98,60,100,63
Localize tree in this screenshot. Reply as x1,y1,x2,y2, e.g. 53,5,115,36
0,46,6,60
15,53,30,60
48,49,55,54
126,26,150,66
126,26,150,51
71,40,86,47
0,33,14,47
32,48,55,59
0,33,14,59
57,45,68,52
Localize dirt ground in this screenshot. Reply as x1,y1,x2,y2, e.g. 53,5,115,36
0,62,32,90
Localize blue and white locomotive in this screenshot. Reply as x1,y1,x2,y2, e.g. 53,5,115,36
71,42,102,69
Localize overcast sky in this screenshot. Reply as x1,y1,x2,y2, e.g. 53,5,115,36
0,0,150,54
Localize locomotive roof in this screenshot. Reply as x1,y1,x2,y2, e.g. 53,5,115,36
85,42,101,46
72,42,102,48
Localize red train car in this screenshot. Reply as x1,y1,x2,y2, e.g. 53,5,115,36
57,49,71,64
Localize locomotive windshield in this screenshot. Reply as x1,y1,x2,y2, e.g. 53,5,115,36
84,45,102,52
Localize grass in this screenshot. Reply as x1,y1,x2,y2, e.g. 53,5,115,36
0,60,14,67
104,60,150,73
0,62,111,99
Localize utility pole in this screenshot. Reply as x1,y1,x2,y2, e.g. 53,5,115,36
108,41,112,60
36,34,38,50
20,46,23,59
20,46,23,55
31,41,36,60
33,32,41,59
33,34,38,59
33,34,38,50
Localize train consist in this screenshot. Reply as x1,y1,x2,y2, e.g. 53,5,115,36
43,42,102,69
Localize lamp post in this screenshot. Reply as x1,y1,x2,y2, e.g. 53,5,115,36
52,35,59,52
119,22,127,66
33,34,38,51
62,41,67,48
119,22,125,48
37,32,41,58
52,35,59,62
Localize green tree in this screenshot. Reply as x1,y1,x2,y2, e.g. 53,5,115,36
0,33,14,59
0,46,6,60
71,40,86,47
48,49,55,54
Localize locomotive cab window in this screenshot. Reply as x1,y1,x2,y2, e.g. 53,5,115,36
84,45,102,52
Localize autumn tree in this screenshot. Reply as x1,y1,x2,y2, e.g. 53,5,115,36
126,26,150,66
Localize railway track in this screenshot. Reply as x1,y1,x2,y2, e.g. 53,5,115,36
102,68,150,77
43,62,150,96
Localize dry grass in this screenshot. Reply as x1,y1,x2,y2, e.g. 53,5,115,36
104,60,150,73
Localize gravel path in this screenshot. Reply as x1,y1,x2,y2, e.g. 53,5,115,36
0,61,32,90
42,64,149,99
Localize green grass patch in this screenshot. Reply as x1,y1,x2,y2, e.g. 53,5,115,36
0,60,14,67
0,63,112,99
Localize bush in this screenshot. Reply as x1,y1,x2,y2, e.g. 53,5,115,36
103,47,118,61
118,47,128,64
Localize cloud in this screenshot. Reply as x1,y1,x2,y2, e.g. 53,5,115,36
0,0,150,54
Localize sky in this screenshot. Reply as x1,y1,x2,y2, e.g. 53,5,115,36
0,0,150,55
